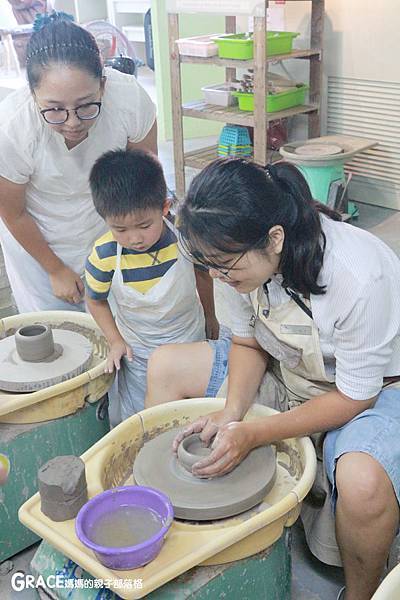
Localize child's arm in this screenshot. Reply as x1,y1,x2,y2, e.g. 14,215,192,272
86,296,133,373
194,268,219,340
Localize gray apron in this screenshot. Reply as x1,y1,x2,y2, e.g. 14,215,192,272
250,285,342,566
218,284,400,565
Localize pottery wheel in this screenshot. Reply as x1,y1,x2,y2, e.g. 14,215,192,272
294,143,344,157
0,330,93,392
133,428,277,520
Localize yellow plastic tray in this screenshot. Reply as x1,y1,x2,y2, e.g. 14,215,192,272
19,399,316,599
372,562,400,599
0,311,113,423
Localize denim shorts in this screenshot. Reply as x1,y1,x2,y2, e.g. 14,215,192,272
324,386,400,511
205,325,232,397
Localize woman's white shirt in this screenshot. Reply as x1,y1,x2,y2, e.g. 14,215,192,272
0,67,156,273
223,215,400,401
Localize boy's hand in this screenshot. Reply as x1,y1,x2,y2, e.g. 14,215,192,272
105,339,133,373
205,315,220,340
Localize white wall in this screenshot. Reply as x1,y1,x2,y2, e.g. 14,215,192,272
284,0,400,209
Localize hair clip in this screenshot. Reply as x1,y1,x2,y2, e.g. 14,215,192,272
33,11,74,33
264,163,277,181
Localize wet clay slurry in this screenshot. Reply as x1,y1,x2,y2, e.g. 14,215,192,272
133,428,277,520
39,455,88,522
0,327,93,392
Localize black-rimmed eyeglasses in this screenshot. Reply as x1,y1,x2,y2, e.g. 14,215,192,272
40,102,102,125
184,249,247,280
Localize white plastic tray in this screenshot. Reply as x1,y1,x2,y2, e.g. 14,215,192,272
176,35,218,57
202,83,238,107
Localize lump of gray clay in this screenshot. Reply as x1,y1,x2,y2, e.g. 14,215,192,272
38,455,88,522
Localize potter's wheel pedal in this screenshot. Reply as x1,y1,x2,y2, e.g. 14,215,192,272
133,428,277,520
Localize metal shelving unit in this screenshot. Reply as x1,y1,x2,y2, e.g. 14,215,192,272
167,0,324,198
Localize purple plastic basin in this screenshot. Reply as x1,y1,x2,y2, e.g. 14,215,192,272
75,486,174,570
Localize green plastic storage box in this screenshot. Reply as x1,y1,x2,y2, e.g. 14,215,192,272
232,85,308,113
214,31,299,60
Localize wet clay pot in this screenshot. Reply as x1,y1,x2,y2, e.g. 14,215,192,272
177,434,211,473
15,324,54,362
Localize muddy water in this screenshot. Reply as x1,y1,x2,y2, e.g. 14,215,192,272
88,505,163,547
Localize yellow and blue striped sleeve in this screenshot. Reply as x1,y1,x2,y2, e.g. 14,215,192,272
85,232,117,300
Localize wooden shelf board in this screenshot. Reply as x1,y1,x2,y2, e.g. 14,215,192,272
182,101,254,126
184,145,281,169
182,100,319,126
184,145,220,169
179,48,321,68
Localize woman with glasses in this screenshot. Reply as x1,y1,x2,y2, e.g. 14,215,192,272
146,158,400,600
0,13,156,311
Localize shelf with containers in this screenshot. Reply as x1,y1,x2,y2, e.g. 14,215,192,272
167,0,324,199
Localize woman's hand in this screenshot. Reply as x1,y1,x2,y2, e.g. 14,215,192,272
49,265,84,304
192,421,256,478
105,339,133,373
172,408,240,451
205,315,220,340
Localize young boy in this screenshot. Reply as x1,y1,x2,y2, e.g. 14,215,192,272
85,149,231,420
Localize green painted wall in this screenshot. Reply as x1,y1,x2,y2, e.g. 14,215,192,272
152,1,225,141
0,401,109,562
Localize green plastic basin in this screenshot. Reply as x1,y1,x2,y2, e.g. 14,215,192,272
214,31,299,60
232,85,308,113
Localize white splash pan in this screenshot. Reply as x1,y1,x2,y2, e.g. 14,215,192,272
19,398,316,599
0,311,113,424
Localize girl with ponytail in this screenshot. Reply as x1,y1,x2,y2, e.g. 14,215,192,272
146,158,400,600
179,158,341,296
0,12,157,311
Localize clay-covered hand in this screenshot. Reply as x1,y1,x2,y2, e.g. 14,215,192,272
205,315,220,340
192,421,256,478
172,408,240,452
105,339,133,373
49,265,84,304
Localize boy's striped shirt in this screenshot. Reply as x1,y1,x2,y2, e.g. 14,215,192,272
85,226,178,299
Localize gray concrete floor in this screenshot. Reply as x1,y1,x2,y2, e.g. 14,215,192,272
1,140,400,599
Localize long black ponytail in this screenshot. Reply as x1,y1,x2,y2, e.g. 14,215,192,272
178,158,341,296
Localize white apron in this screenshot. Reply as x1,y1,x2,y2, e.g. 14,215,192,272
0,68,156,313
0,221,92,313
113,220,205,418
0,124,107,313
250,284,343,566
